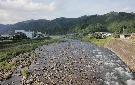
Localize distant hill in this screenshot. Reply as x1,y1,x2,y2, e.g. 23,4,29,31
3,12,135,35
5,16,88,35
0,24,11,35
71,12,135,34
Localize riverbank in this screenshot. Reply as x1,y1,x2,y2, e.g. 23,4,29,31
69,36,112,46
0,37,62,82
1,39,135,85
70,36,135,72
105,38,135,72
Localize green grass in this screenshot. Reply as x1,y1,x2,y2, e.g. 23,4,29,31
33,82,44,85
75,36,112,47
50,35,66,39
21,69,29,77
3,72,12,79
127,38,135,42
0,37,61,72
89,37,112,47
69,36,112,47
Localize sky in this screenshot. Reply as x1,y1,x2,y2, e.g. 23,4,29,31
0,0,135,24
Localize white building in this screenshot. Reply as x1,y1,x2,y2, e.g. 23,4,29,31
37,32,42,35
1,34,10,38
15,30,34,38
95,32,113,36
120,34,131,39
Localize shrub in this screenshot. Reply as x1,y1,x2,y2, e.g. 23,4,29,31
21,69,29,77
3,73,12,79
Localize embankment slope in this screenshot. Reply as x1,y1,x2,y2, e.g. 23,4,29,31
105,39,135,72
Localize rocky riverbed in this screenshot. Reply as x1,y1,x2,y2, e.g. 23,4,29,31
1,39,135,85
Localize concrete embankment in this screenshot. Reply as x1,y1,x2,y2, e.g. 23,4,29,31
105,39,135,72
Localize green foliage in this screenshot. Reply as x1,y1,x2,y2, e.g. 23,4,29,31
6,16,88,35
92,32,103,39
72,12,135,34
113,31,120,38
21,69,29,77
0,38,61,72
4,12,135,35
3,73,12,79
75,36,112,47
0,61,16,72
33,82,44,85
44,36,51,39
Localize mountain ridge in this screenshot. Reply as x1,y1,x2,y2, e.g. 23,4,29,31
1,12,135,35
0,24,11,35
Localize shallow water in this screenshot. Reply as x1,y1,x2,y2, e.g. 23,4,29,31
1,39,135,85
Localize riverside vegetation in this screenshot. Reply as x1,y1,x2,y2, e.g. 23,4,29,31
81,36,112,47
69,34,112,47
2,38,135,85
0,37,62,81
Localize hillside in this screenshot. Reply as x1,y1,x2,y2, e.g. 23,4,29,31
0,24,11,35
3,12,135,35
71,12,135,34
6,16,88,35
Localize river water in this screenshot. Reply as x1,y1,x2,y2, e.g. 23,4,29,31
1,39,135,85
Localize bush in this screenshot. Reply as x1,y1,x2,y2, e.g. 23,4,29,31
3,73,12,79
92,32,102,39
44,36,51,40
113,32,120,38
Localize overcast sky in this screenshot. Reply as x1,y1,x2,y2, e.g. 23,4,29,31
0,0,135,24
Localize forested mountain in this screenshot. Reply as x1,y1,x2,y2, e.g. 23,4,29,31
71,12,135,34
0,24,11,34
3,12,135,35
6,16,88,35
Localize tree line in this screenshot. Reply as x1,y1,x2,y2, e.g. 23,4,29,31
71,12,135,35
4,12,135,35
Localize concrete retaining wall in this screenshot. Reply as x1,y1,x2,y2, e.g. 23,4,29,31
105,39,135,72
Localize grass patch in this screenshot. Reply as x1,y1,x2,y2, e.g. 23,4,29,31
50,35,66,39
127,38,135,42
70,36,112,47
21,69,29,77
33,82,44,85
89,37,112,46
3,72,12,79
0,37,61,72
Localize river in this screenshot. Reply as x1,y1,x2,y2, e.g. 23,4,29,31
1,39,135,85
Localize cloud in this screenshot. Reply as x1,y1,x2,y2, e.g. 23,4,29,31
0,0,135,24
0,0,64,24
121,7,132,12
